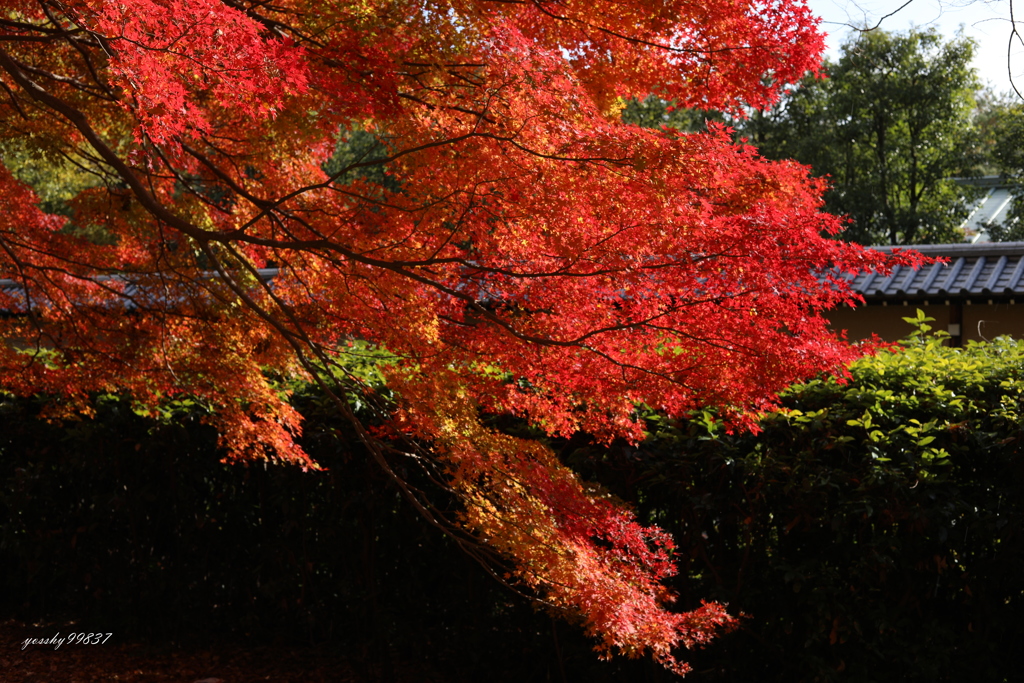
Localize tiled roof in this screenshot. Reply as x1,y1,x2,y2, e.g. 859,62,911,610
841,242,1024,301
5,247,1024,307
0,268,279,311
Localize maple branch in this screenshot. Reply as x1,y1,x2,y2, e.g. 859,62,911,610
0,35,61,43
188,240,538,601
402,61,489,68
523,0,790,57
36,0,110,71
0,46,211,245
0,45,819,396
7,56,116,100
177,118,638,240
217,0,325,47
0,1,891,671
0,79,30,119
0,17,64,34
398,92,498,124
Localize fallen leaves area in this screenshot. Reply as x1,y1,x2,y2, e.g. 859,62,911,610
0,619,438,682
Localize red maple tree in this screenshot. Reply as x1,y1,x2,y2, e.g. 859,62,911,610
0,0,920,674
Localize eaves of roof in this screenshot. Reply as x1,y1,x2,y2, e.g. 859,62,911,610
843,242,1024,302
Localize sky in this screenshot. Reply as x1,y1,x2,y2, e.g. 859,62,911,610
803,0,1020,93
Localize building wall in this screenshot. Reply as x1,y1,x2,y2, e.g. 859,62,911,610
827,304,950,343
963,303,1024,341
825,302,1024,344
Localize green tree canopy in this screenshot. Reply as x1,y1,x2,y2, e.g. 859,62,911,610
982,98,1024,241
743,29,982,245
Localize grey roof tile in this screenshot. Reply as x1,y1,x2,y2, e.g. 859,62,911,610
851,242,1024,300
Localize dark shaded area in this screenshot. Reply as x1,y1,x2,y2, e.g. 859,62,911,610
3,334,1024,682
0,392,660,682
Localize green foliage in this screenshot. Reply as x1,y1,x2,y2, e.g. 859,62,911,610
988,99,1024,182
984,218,1024,242
970,87,1017,177
0,136,122,245
565,314,1024,681
745,29,983,245
982,99,1024,241
322,124,401,194
982,212,1024,241
0,137,100,216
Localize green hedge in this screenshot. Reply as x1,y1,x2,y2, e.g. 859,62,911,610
568,315,1024,681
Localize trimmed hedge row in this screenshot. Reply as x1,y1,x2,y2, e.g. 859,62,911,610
569,318,1024,681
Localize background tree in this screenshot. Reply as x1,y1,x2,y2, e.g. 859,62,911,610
744,28,982,245
981,97,1024,240
0,0,918,672
968,87,1018,176
620,95,723,133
